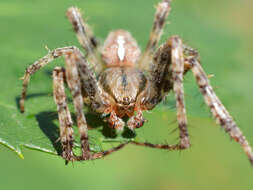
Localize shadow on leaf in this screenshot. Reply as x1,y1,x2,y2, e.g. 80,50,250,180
15,92,135,154
35,111,62,156
15,93,51,111
34,111,135,155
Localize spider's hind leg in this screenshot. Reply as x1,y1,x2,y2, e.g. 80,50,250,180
139,0,172,71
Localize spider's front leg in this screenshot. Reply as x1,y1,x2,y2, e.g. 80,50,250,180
183,45,253,166
20,47,128,162
54,50,129,161
20,46,76,113
53,67,75,161
132,36,190,150
63,50,93,160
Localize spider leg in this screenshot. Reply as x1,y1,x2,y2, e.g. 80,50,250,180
53,67,128,161
170,36,190,148
66,7,103,73
133,36,190,150
20,46,128,161
53,67,75,161
184,46,253,165
20,46,104,113
20,46,77,113
139,0,171,71
66,51,129,161
64,51,92,160
75,142,129,161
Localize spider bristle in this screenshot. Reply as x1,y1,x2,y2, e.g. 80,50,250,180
168,119,177,126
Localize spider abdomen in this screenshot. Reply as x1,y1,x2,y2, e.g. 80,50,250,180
102,30,141,67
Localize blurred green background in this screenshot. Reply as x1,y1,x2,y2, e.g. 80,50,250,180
1,0,253,189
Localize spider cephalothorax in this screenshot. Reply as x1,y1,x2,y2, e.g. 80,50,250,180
20,0,253,166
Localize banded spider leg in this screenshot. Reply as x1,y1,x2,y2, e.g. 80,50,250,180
132,36,190,150
20,46,128,162
66,7,104,74
132,36,253,166
139,0,171,71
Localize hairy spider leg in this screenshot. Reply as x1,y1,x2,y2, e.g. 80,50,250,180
187,50,253,166
170,36,190,148
20,46,129,161
20,46,107,113
75,142,129,161
53,67,75,161
132,36,190,150
134,35,253,167
60,51,129,161
20,46,77,113
63,50,92,160
53,67,128,162
66,7,104,73
139,0,172,71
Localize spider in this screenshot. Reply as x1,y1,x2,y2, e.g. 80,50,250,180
20,0,253,165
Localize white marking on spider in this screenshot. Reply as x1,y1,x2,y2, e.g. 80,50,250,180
174,48,179,60
117,35,126,61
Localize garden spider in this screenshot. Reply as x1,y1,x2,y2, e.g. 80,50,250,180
20,0,253,166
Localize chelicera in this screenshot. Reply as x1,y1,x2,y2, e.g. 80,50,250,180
20,0,253,166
